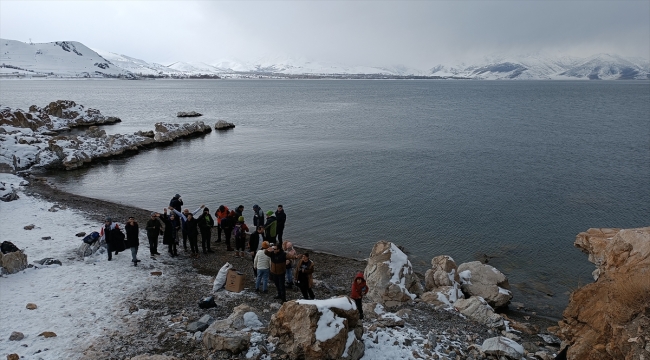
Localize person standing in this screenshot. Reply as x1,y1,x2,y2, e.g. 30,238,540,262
254,241,271,293
265,244,291,303
275,205,287,245
145,212,162,256
233,216,250,258
350,272,369,320
100,217,123,261
197,207,215,254
215,205,229,243
235,205,245,219
295,253,315,300
181,206,203,251
264,210,277,244
174,209,200,258
169,194,183,212
252,205,264,228
249,226,264,267
160,208,180,257
283,241,296,288
125,216,141,266
221,210,236,251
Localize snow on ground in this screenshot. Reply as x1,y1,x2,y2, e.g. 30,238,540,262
0,175,168,359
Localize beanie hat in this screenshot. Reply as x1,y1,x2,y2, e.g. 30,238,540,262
266,210,274,216
174,194,181,198
262,241,270,249
238,216,245,222
253,204,259,210
150,212,156,217
105,216,112,222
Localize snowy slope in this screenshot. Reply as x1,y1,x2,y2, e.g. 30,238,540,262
93,49,185,77
0,39,133,78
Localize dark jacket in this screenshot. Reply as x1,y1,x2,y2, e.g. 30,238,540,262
295,258,314,288
184,217,198,237
350,272,369,300
220,216,234,233
253,208,264,227
145,218,162,239
125,222,139,248
160,213,180,245
104,223,126,252
249,231,263,252
265,248,287,275
275,210,286,231
197,211,215,232
169,196,183,212
264,216,277,239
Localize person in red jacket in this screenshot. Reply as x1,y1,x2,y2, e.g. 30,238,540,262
350,272,369,319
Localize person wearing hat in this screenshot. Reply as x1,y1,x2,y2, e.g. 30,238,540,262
253,241,272,293
181,206,203,251
264,210,277,244
169,194,183,213
161,207,181,257
248,226,265,273
233,216,249,258
275,205,287,245
145,212,162,256
99,217,124,261
197,206,215,254
252,205,264,228
173,208,201,258
295,252,315,300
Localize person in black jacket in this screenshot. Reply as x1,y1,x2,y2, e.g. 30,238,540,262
221,210,236,251
145,212,162,256
169,194,183,212
196,207,215,254
125,216,141,266
248,226,265,277
101,217,124,261
174,209,200,257
275,205,287,246
160,208,180,257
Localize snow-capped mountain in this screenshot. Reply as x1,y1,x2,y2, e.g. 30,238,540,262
0,39,133,78
2,38,648,80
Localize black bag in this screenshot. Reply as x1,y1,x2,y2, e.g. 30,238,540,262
198,296,217,309
1,241,20,254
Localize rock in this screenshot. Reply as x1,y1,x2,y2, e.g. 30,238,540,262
7,354,19,360
420,286,464,308
187,321,210,333
457,261,512,309
153,121,212,143
130,355,178,360
1,250,28,274
35,258,62,266
202,304,260,353
453,296,504,329
134,130,155,138
341,326,365,360
268,297,363,360
9,331,24,341
0,188,19,202
534,351,555,360
558,227,650,360
378,312,405,327
538,333,561,345
38,331,57,338
364,241,423,308
24,224,35,230
75,232,86,237
151,271,162,276
361,302,382,320
214,120,235,130
424,255,460,290
129,304,139,313
41,236,52,240
26,303,37,310
481,336,524,359
198,314,213,325
521,341,539,353
177,111,202,117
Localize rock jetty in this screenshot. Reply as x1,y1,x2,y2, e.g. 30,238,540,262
0,101,212,172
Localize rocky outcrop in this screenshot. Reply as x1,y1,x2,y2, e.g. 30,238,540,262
214,120,235,130
0,250,28,274
558,227,650,360
453,296,504,329
481,336,525,359
457,261,512,309
202,304,262,354
176,111,202,117
364,241,423,308
268,297,364,360
1,102,213,172
421,255,465,307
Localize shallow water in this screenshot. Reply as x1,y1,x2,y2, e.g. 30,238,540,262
2,79,649,316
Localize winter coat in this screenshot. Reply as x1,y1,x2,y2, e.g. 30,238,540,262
253,208,264,227
264,216,277,239
125,222,139,248
220,216,234,233
265,248,287,275
145,218,162,239
184,217,198,237
275,210,286,231
294,258,314,288
169,197,183,212
249,231,263,252
197,212,215,232
160,213,180,245
253,249,271,270
350,272,369,300
216,206,229,226
101,223,125,252
180,207,202,231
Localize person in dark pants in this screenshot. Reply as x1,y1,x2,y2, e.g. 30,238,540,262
125,216,141,266
221,210,236,251
252,204,264,228
169,194,183,212
295,253,315,300
100,217,122,261
265,244,287,303
264,210,277,245
215,205,229,243
197,207,215,254
175,209,200,257
145,212,162,256
235,205,245,219
181,206,203,251
350,272,369,320
160,208,180,257
275,205,286,245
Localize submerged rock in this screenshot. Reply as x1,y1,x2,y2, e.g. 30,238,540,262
214,120,235,130
177,111,202,117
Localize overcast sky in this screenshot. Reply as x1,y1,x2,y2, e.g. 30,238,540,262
1,1,648,69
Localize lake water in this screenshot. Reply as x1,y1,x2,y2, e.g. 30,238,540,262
2,79,649,317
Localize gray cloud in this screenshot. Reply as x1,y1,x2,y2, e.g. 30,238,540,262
1,1,648,69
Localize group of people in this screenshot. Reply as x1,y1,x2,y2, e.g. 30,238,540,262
99,194,370,319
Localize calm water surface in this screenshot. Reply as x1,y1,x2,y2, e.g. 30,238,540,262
2,79,649,317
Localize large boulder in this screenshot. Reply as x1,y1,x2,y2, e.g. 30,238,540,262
424,255,460,290
453,296,504,329
1,250,28,274
268,296,364,360
457,261,512,308
364,241,423,308
481,336,525,359
558,227,650,360
202,304,262,354
214,120,235,130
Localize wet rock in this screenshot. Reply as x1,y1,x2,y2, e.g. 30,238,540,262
214,120,235,130
364,241,423,308
9,331,24,341
177,111,202,117
457,261,512,309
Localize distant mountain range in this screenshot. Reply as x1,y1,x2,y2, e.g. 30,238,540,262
1,38,648,80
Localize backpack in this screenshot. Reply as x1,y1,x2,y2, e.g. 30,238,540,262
82,231,100,245
233,224,244,240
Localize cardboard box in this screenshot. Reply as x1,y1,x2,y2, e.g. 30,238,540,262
225,269,245,293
